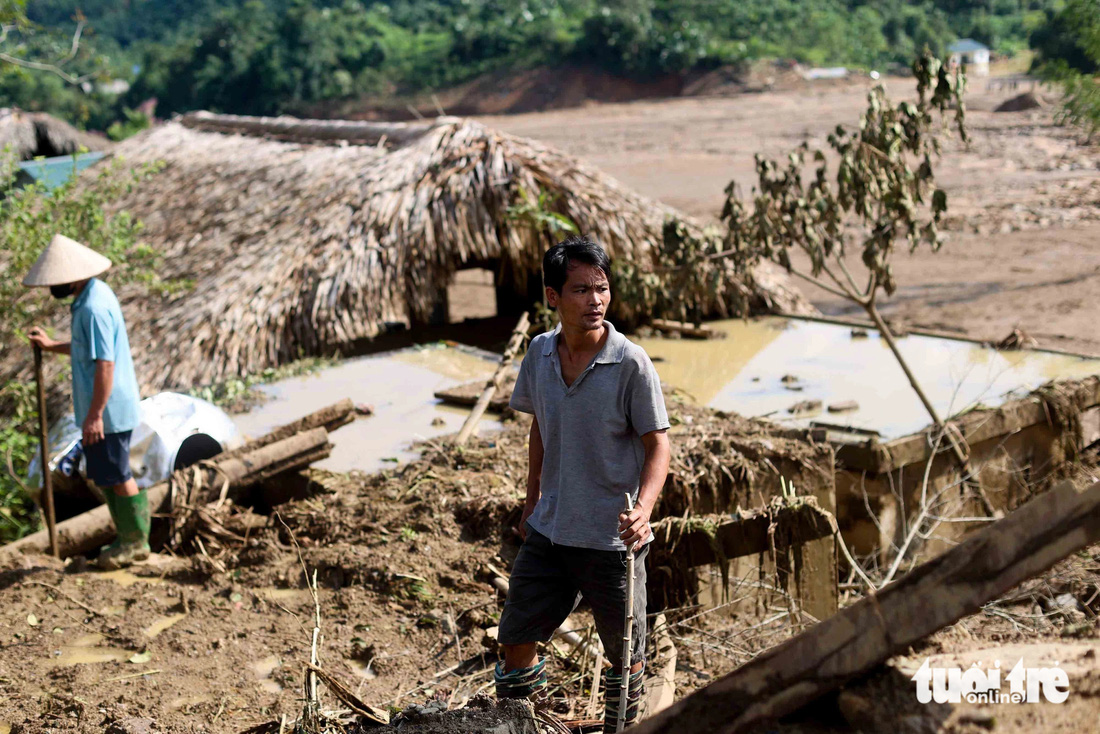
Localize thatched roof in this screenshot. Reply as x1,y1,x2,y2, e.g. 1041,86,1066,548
95,112,810,392
0,108,109,160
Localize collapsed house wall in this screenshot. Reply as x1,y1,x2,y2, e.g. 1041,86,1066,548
835,376,1100,560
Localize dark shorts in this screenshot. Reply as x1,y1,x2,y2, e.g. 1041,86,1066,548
84,430,133,488
498,524,648,667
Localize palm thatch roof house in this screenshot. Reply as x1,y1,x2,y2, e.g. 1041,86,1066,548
0,108,109,160
95,112,811,392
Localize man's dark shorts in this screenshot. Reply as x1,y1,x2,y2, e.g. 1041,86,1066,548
84,430,133,487
498,524,648,667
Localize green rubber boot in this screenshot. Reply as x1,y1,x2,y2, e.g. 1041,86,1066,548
94,490,151,569
97,492,122,555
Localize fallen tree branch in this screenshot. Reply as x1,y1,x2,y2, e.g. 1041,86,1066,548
23,580,104,617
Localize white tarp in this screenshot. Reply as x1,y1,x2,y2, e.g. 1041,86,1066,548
27,392,240,493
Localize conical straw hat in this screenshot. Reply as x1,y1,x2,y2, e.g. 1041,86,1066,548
22,234,112,287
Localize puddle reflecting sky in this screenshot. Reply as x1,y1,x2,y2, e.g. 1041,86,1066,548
233,344,500,472
634,317,1100,440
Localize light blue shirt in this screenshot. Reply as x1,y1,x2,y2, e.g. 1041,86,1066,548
70,278,141,433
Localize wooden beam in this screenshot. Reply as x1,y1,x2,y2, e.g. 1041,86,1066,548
454,311,529,447
180,111,456,148
836,377,1100,473
627,479,1100,734
651,500,836,568
650,319,726,340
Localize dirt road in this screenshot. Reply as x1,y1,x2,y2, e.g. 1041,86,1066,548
478,78,1100,355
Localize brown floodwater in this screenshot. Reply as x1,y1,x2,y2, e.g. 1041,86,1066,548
633,316,1100,440
233,344,501,472
143,613,187,639
53,633,135,666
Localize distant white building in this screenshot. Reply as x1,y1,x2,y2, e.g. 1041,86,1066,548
948,39,990,77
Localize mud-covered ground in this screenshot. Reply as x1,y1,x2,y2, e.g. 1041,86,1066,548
0,399,814,733
1,400,1098,733
479,76,1100,356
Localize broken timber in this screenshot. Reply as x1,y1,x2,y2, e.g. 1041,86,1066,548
454,311,529,447
649,319,725,340
1,428,331,559
434,373,515,411
627,478,1100,734
0,400,357,559
652,499,837,568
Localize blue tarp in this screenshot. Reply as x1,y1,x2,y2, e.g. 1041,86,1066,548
18,151,105,190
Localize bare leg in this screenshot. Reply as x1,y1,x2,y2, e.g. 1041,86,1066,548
501,643,538,672
111,477,139,498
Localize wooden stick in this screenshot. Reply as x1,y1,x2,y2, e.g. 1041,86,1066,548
627,479,1100,734
33,345,58,558
24,580,104,617
308,569,320,715
105,669,162,683
587,646,605,718
454,311,530,447
616,494,635,733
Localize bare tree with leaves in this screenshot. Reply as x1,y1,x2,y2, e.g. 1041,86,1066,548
719,51,993,513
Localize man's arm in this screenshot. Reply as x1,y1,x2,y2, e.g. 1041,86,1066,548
82,360,115,446
27,328,71,355
618,428,671,549
517,415,544,540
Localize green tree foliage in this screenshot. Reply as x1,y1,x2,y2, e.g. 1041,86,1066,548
0,153,164,542
719,53,970,444
1031,0,1100,137
7,1,1060,128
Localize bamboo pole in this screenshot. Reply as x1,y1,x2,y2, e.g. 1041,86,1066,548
454,311,530,447
616,494,636,733
33,345,58,558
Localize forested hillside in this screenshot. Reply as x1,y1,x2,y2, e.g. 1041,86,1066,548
0,1,1075,130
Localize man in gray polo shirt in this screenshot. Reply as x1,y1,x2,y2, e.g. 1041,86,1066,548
495,235,671,732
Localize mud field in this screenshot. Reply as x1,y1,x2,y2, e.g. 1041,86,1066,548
479,76,1100,356
2,398,1098,733
3,77,1100,733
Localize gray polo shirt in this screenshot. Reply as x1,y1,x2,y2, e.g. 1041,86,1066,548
510,321,670,551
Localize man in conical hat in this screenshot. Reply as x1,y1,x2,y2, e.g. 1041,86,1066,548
24,234,148,569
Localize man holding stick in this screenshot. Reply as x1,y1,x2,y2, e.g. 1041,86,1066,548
24,234,147,569
495,235,671,732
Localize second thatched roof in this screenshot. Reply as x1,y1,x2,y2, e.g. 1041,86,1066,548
96,112,811,392
0,108,109,160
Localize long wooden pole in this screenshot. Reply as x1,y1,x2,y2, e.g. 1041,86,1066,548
454,311,530,447
33,345,58,558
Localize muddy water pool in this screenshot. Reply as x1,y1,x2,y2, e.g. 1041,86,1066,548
233,344,500,472
634,317,1100,439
